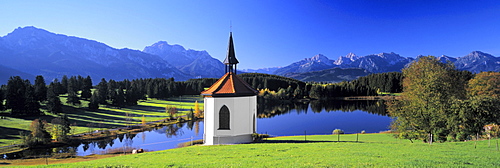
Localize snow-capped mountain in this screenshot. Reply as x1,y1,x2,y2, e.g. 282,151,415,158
274,54,335,75
274,52,413,75
333,53,358,65
272,51,500,81
455,51,500,73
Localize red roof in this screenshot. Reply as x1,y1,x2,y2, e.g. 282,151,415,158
201,72,258,97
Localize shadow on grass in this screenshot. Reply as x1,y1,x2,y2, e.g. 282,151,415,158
130,105,165,112
0,126,26,143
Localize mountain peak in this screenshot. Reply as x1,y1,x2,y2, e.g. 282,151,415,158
6,26,54,37
346,52,357,59
307,54,329,62
334,53,359,65
466,51,494,58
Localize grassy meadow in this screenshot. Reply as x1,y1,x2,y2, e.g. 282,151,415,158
0,95,203,149
5,133,498,167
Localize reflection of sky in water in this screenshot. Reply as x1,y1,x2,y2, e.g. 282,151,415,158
76,107,391,156
259,109,391,136
76,121,204,156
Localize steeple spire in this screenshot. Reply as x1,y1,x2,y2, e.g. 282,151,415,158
223,32,239,74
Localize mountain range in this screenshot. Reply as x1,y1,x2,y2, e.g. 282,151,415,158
275,51,500,82
1,26,499,84
0,26,225,84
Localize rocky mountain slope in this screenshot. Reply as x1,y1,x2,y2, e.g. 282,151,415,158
143,41,224,78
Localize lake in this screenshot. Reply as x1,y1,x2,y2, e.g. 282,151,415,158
3,100,391,159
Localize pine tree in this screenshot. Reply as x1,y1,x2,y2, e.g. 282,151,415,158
125,83,139,105
80,76,93,100
46,82,62,114
5,76,27,115
97,78,108,104
61,75,69,94
24,83,42,115
88,90,99,110
66,77,80,105
112,88,125,107
33,75,47,102
0,87,5,111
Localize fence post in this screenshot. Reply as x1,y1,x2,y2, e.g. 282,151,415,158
356,133,359,142
496,138,499,151
304,130,307,141
337,133,340,142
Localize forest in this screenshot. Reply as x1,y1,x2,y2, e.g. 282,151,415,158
0,71,405,117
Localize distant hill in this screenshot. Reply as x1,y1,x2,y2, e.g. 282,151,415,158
283,67,371,83
0,64,35,84
143,41,224,78
241,67,281,74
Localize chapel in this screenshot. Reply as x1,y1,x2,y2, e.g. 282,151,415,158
201,32,258,145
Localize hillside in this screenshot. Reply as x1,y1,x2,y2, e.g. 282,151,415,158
283,67,370,83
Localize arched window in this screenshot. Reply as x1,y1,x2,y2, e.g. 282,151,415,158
219,105,230,130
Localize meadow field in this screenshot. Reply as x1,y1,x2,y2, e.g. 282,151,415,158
3,133,498,167
0,95,203,152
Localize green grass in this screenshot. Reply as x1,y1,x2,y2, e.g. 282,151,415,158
0,95,203,147
20,134,500,167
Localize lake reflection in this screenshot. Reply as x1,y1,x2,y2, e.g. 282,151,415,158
257,100,391,135
3,100,391,159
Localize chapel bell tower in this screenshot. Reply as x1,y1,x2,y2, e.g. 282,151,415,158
201,32,258,145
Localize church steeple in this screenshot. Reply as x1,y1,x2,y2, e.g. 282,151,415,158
223,32,239,74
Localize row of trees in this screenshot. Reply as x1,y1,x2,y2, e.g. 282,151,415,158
0,68,426,117
354,72,403,93
388,56,499,143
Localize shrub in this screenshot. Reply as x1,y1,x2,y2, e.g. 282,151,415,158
252,133,270,142
332,129,344,134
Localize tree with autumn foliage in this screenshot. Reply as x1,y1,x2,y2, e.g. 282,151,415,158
387,56,470,143
21,119,52,147
166,105,177,120
193,100,203,119
467,71,500,99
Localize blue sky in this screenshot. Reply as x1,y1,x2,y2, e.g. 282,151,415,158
1,0,500,69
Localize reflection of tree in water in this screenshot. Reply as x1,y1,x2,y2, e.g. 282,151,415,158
187,120,194,130
258,98,387,118
117,133,125,142
194,120,200,136
123,132,134,151
82,142,90,151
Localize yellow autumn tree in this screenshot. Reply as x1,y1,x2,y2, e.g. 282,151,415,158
142,115,146,125
194,100,203,118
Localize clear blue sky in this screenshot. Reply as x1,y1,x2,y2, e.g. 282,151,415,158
1,0,500,69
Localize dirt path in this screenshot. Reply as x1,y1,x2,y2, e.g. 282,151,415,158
0,154,119,167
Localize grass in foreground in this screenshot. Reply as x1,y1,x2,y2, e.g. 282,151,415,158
10,134,500,167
